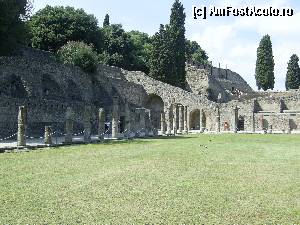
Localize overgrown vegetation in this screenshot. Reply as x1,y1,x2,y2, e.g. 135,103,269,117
28,6,102,52
24,1,209,87
57,41,99,73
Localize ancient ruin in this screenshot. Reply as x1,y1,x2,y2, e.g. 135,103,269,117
0,47,300,146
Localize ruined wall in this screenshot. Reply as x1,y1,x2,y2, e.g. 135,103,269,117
1,48,299,137
186,63,253,103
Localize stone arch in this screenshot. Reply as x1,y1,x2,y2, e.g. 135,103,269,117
0,74,28,98
190,109,200,130
145,94,164,129
237,115,245,131
41,74,64,100
67,79,82,101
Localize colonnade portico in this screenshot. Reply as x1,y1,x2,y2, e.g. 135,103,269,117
160,103,189,135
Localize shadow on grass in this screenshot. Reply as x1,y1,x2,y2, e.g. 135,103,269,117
98,135,198,146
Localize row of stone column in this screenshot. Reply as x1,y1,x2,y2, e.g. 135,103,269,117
160,104,189,135
16,97,156,146
17,105,109,147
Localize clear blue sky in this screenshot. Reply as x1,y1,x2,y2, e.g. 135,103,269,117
33,0,300,90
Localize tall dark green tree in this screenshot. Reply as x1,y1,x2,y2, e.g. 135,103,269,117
103,14,110,27
0,0,31,55
149,25,173,83
29,6,102,52
169,0,186,88
285,54,300,90
255,35,275,91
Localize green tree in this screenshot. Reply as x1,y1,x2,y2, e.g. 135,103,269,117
28,6,102,52
99,24,134,70
169,0,186,88
186,40,209,65
103,14,110,27
57,41,98,73
285,54,300,90
0,0,32,55
127,31,152,73
149,25,173,83
255,35,275,91
149,0,186,88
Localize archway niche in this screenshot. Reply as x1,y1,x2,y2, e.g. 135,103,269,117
237,116,245,131
0,75,28,98
190,110,200,130
145,94,164,129
67,80,82,101
42,74,63,100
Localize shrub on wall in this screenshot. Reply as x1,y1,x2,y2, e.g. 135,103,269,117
57,41,98,74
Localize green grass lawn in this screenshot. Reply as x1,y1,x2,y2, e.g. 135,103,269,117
0,134,299,224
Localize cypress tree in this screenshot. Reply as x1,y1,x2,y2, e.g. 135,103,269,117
149,0,187,88
169,0,186,88
103,14,110,27
149,25,173,83
286,54,300,90
255,35,275,91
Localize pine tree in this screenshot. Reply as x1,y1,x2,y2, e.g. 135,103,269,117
103,14,110,27
255,35,275,91
286,54,300,90
169,0,186,88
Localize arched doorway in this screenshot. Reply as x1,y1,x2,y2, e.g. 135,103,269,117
237,116,245,131
145,94,164,129
190,110,200,130
0,75,28,98
42,74,63,100
67,80,82,101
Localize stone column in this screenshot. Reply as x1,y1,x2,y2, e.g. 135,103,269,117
250,112,255,133
173,104,178,135
111,96,119,139
125,102,131,133
17,106,27,147
199,108,203,132
65,119,73,143
232,106,239,133
260,114,264,131
98,108,105,141
84,106,92,143
44,126,52,145
160,112,166,135
216,106,221,133
178,105,184,134
268,125,273,134
286,118,291,134
145,109,151,136
139,108,146,131
183,106,188,134
65,107,74,143
166,106,173,135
